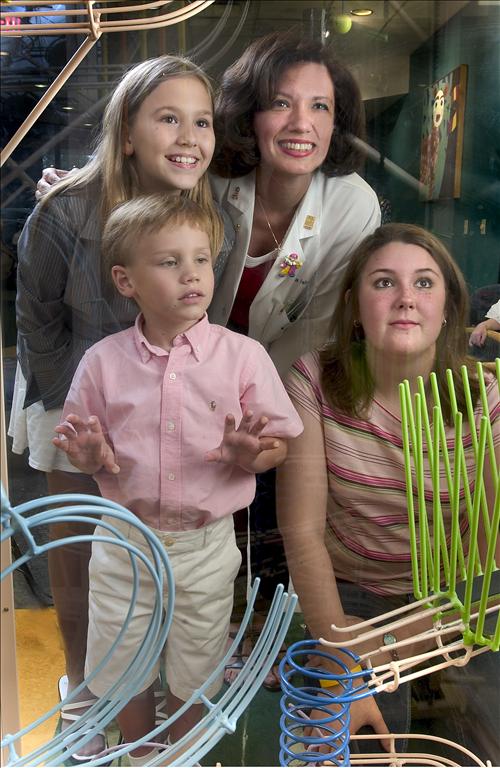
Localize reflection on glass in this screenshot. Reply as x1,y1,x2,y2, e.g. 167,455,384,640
2,1,499,764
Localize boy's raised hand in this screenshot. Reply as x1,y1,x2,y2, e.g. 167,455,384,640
205,410,281,473
53,414,120,475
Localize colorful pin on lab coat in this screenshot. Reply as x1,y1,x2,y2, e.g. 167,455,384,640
278,252,303,278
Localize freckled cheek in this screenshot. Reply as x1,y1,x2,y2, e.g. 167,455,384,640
421,293,445,317
360,297,389,325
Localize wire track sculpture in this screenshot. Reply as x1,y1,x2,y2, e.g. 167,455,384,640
0,1,217,165
1,489,297,766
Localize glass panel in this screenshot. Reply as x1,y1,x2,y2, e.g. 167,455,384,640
2,1,499,764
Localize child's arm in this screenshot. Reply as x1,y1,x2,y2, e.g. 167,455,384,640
53,414,120,475
469,317,500,347
205,410,287,473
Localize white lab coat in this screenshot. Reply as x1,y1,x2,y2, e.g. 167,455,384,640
209,170,381,377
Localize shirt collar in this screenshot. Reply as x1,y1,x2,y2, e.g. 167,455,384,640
226,169,256,215
133,313,210,363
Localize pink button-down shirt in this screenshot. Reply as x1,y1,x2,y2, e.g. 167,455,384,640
63,314,303,530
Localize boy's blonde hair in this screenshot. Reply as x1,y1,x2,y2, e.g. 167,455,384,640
41,55,223,251
102,193,223,272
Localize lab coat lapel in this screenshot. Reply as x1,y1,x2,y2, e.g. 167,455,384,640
252,175,322,308
215,173,256,316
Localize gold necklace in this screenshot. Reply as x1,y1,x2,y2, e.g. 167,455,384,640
256,195,304,278
256,194,284,253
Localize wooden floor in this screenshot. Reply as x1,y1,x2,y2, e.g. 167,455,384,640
15,607,64,760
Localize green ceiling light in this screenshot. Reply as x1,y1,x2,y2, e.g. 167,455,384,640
333,1,353,34
334,14,352,33
351,8,374,16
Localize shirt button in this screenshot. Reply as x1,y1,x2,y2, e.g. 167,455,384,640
168,473,175,481
163,536,175,547
167,421,175,431
169,373,176,380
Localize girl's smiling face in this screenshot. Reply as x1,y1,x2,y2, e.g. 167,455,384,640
253,62,335,180
124,76,215,193
357,241,447,365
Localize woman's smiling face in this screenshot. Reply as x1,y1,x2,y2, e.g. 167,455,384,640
253,62,335,180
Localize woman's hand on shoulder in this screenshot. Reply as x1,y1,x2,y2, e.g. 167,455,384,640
35,167,70,200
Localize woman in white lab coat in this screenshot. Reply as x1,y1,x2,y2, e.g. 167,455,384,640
210,30,381,378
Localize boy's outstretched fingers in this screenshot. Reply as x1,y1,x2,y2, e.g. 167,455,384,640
223,413,236,432
87,416,121,474
53,414,84,450
259,437,280,450
53,414,120,474
238,410,268,435
248,413,269,435
204,412,275,465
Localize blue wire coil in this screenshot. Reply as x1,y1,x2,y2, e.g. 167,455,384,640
279,638,373,767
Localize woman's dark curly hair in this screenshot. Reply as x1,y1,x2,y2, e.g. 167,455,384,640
212,30,366,178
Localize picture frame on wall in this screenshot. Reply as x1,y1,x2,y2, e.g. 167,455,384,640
419,64,468,201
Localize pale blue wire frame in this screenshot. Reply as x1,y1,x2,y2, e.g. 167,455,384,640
1,487,297,767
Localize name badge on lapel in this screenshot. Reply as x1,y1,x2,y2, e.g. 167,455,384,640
303,215,316,230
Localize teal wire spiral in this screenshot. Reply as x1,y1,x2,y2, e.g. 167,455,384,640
1,486,175,766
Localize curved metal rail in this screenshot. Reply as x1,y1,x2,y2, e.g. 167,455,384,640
1,487,297,766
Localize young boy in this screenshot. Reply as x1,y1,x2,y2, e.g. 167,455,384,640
53,194,302,765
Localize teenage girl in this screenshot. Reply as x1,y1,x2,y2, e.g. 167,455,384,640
278,223,500,746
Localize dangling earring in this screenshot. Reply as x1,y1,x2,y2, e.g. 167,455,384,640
353,320,361,328
442,317,447,326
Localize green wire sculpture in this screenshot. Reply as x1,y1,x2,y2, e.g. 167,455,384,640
399,358,499,652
